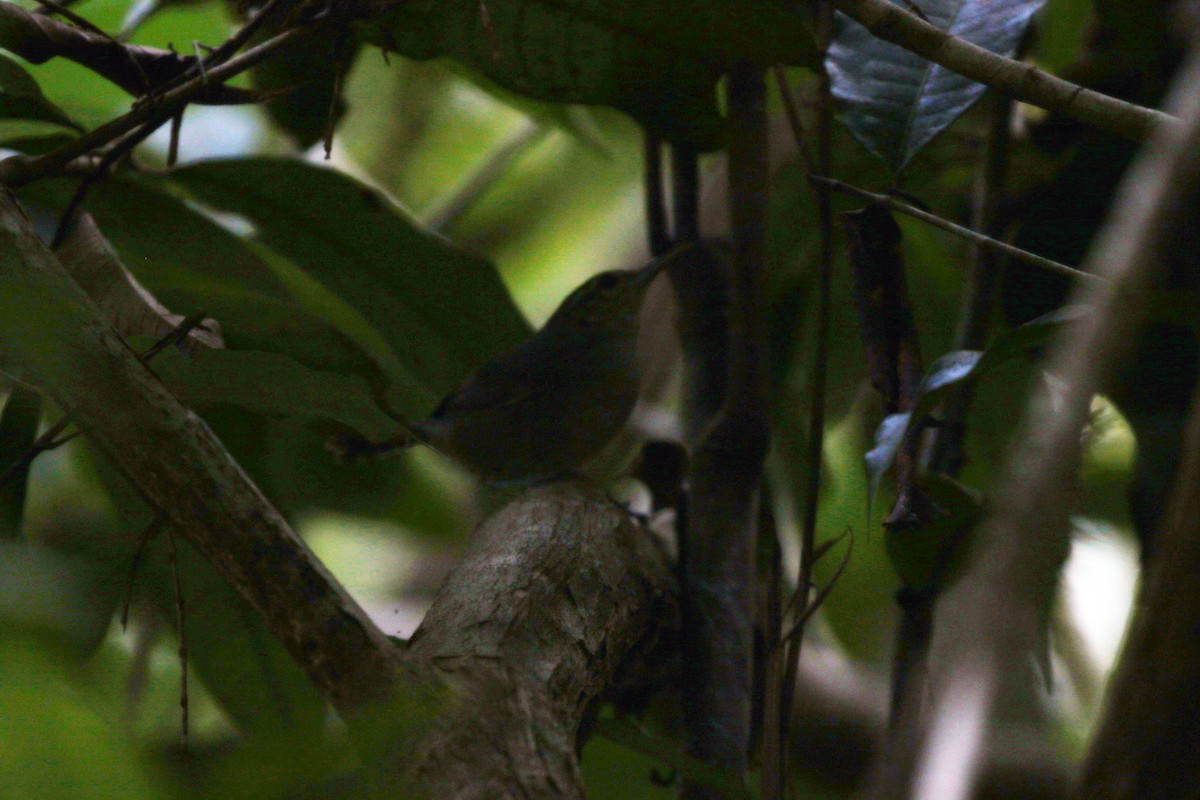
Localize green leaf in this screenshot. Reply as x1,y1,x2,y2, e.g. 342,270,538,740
143,345,402,441
0,633,162,799
252,37,360,149
357,0,815,147
828,0,1046,168
865,306,1086,486
165,157,532,411
0,52,78,129
21,176,424,421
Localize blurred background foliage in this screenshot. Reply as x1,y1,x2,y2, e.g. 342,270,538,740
0,0,1148,795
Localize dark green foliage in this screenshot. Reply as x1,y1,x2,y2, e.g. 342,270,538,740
828,0,1045,168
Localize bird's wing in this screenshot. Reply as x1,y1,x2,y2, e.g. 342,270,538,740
431,357,541,418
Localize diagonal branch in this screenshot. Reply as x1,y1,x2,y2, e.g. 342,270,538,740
0,1,256,104
833,0,1174,143
0,184,413,788
0,21,320,187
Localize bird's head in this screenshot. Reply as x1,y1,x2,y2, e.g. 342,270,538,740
542,257,668,337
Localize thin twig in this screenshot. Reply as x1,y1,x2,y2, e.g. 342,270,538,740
51,117,164,248
0,20,321,187
809,175,1099,284
172,0,290,92
781,526,855,643
780,10,837,795
121,516,165,630
644,135,671,256
425,120,545,232
165,525,189,750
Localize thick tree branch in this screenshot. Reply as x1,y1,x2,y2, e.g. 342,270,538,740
833,0,1174,143
0,195,680,795
862,43,1200,800
402,481,677,798
0,186,416,789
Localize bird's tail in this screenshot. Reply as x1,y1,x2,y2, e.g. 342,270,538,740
326,425,422,461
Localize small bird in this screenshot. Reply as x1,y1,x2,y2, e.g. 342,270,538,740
334,255,672,483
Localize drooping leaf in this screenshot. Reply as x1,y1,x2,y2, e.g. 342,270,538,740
140,532,329,742
251,34,360,149
142,345,402,441
165,157,532,410
18,177,409,424
592,717,752,799
0,131,75,154
827,0,1047,168
865,306,1086,485
357,0,816,148
0,52,77,129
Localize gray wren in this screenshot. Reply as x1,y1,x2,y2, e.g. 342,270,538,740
334,254,674,483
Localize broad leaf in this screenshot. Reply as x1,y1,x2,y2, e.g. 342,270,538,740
358,0,815,148
0,52,77,129
165,158,532,411
143,345,401,441
56,212,223,352
866,306,1085,486
828,0,1046,168
252,37,360,149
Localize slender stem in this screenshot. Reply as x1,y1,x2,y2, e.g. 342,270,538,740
887,96,1015,729
781,9,836,792
0,22,319,187
681,61,770,800
644,135,671,255
426,121,546,232
773,66,816,175
671,142,701,245
809,175,1096,283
